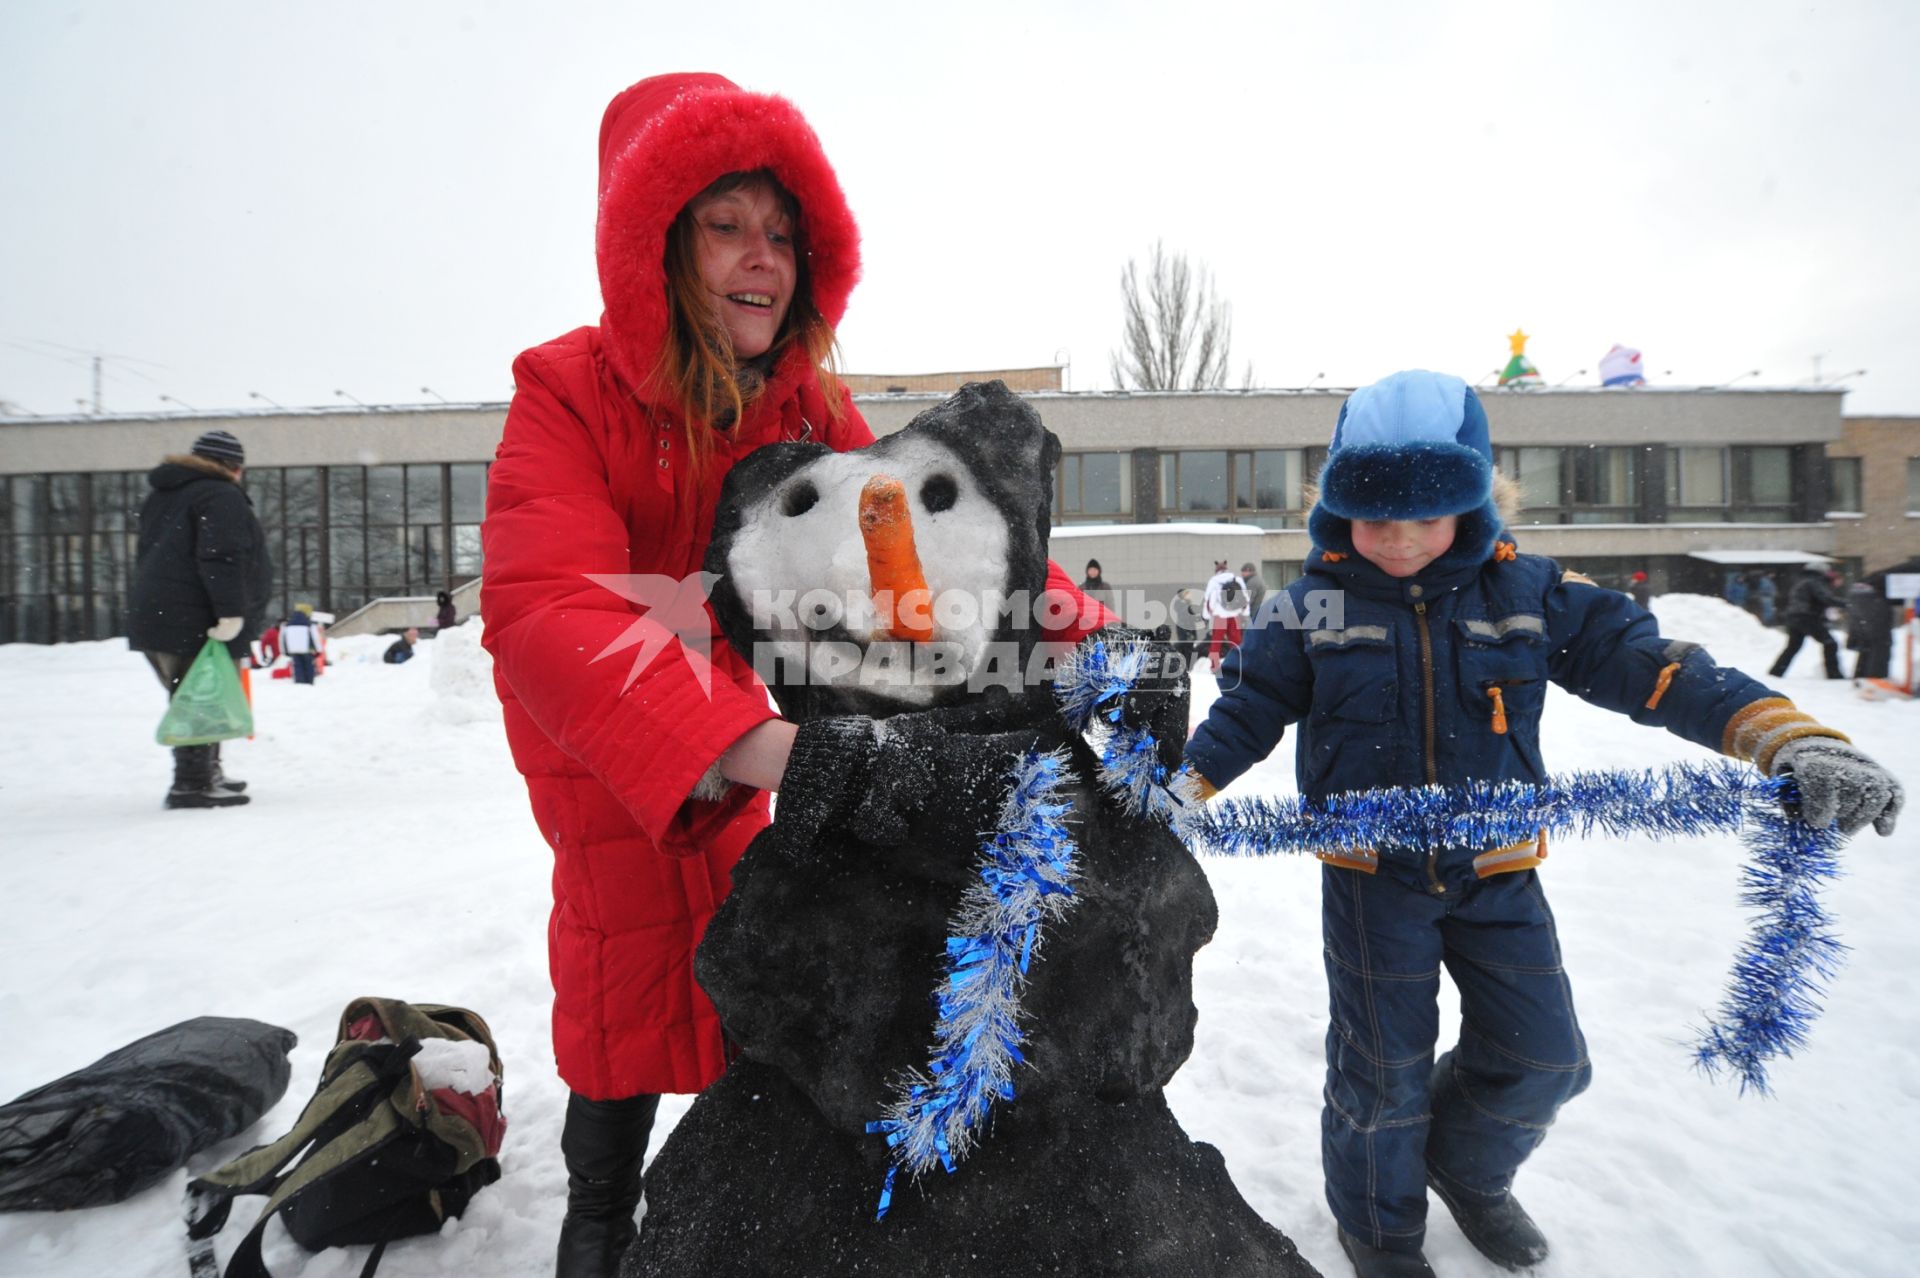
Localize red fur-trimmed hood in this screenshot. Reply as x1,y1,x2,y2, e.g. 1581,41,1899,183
594,72,861,398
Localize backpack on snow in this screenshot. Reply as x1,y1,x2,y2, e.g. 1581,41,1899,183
184,998,506,1278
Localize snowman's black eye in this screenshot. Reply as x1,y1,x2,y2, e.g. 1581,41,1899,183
919,473,958,513
781,481,819,517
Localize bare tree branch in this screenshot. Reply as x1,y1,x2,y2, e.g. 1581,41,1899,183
1109,242,1240,391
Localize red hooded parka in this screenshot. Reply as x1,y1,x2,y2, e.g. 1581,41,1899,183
483,74,1108,1101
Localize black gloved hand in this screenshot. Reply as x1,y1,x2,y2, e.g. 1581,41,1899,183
1769,737,1904,836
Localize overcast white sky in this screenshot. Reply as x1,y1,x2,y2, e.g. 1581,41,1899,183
3,0,1917,419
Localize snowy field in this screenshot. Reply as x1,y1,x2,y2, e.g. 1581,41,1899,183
2,597,1918,1277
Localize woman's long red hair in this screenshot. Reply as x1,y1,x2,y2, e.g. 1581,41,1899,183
648,170,845,480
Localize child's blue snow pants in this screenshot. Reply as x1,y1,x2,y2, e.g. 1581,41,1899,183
1320,863,1591,1253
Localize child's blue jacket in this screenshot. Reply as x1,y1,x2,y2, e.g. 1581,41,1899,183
1185,532,1790,882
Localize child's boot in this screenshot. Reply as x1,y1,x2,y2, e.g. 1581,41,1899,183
1337,1227,1435,1277
1427,1172,1550,1270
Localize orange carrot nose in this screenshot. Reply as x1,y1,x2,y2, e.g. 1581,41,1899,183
859,474,934,643
1488,685,1508,735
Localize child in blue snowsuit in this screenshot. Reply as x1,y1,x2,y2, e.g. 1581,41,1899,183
1183,370,1903,1278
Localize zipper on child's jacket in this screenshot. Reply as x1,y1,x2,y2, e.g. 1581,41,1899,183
1414,602,1444,896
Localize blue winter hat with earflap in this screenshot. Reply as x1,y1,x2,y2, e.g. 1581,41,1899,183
1308,370,1504,567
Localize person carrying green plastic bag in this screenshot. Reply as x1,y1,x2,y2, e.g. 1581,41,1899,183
157,637,255,747
127,429,272,809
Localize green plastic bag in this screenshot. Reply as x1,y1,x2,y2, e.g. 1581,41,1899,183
156,638,255,746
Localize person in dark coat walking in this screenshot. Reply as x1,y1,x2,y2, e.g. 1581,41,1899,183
126,429,271,809
1846,575,1895,683
1628,570,1651,609
435,590,458,630
1770,565,1846,678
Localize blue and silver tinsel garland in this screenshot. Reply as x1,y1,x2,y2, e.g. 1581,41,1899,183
1061,636,1849,1096
864,748,1080,1220
862,638,1846,1223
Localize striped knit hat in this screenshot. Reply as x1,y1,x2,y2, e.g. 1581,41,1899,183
191,429,246,467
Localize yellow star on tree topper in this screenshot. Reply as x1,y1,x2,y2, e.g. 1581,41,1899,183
1508,328,1531,356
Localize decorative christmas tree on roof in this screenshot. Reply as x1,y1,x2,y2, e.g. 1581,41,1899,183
1499,328,1542,386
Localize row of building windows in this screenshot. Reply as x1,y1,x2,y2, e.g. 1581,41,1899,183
0,463,488,645
1052,444,1873,527
9,446,1920,645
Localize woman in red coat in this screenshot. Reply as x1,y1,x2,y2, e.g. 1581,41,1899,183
482,74,1110,1275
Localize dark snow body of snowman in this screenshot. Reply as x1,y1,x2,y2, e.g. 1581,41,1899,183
623,382,1316,1278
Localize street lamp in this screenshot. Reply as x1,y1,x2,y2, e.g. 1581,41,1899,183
249,391,284,409
1716,369,1762,388
421,386,450,404
159,394,198,412
1474,368,1502,387
334,389,367,407
1817,368,1867,386
1552,369,1588,387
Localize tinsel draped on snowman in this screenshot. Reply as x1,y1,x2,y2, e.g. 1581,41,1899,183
622,381,1314,1278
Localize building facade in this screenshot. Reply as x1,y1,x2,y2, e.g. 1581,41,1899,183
0,385,1903,645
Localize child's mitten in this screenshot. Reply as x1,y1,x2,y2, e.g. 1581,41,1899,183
1768,738,1904,835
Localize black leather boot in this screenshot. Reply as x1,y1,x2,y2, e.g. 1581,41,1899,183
166,745,249,809
1427,1171,1550,1270
555,1091,659,1278
211,741,247,793
1337,1227,1436,1277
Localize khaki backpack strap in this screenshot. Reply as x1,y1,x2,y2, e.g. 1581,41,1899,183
183,1044,416,1278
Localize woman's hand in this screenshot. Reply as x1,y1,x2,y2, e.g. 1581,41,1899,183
718,719,799,792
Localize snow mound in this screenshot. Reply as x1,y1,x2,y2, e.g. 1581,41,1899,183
1647,592,1778,655
427,621,499,725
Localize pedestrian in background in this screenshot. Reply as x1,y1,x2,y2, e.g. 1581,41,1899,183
1204,559,1249,674
281,604,322,684
1079,558,1114,605
1239,561,1268,619
1769,565,1845,679
126,429,270,809
384,627,421,665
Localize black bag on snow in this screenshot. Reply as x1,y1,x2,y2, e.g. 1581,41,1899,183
185,998,506,1278
0,1017,295,1212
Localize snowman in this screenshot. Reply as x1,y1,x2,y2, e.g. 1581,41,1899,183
623,382,1317,1277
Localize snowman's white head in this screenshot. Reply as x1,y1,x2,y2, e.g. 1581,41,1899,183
707,381,1062,719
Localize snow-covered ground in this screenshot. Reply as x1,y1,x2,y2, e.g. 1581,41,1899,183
2,598,1917,1277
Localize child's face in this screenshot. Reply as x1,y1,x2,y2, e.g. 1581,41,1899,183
1351,515,1459,578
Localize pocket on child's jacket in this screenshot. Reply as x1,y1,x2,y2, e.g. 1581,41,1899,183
1304,627,1399,792
1452,612,1551,782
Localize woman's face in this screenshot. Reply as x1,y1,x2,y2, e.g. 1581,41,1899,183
689,181,796,359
